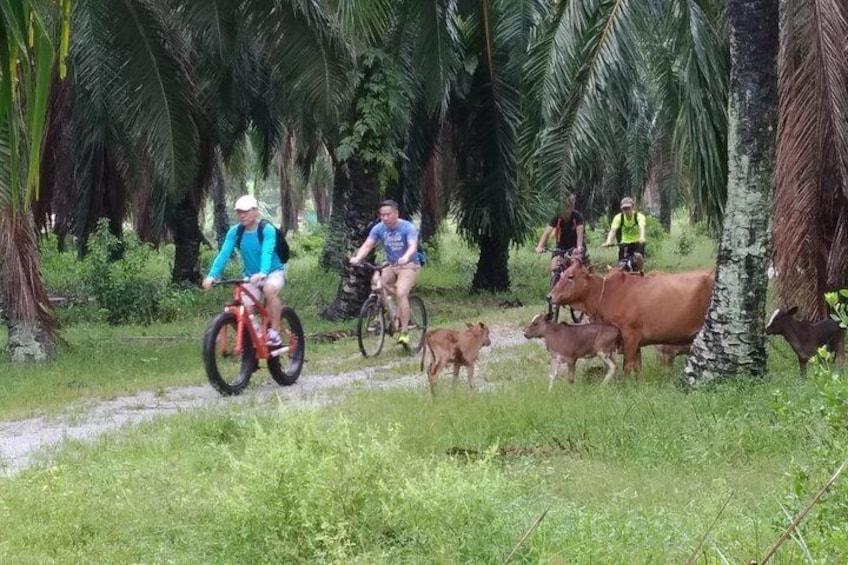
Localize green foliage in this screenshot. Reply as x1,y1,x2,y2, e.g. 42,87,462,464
336,50,411,188
825,290,848,328
288,228,326,259
675,230,695,257
85,222,165,325
644,214,667,243
768,300,848,559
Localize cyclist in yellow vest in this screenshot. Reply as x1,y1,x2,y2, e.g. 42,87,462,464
602,196,646,264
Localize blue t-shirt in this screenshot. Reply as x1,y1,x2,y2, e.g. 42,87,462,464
207,223,285,280
368,219,419,264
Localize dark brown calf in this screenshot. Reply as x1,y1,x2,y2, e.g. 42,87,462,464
765,307,845,376
523,314,621,389
420,323,491,395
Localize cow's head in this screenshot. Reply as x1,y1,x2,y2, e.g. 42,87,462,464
548,263,592,305
466,322,492,346
523,313,550,339
765,306,798,334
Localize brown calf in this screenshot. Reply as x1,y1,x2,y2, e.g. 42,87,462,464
654,344,691,368
523,314,621,389
420,323,491,395
765,307,845,376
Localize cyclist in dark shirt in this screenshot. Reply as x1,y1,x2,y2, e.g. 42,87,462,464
535,196,586,274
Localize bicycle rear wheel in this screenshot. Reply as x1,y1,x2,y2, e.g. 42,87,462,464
404,295,428,354
268,307,305,386
357,296,386,357
202,312,256,396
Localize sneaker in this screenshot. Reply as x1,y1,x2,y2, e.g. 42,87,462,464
396,332,410,345
266,328,283,348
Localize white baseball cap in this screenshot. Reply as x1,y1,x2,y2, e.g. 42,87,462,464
234,195,259,211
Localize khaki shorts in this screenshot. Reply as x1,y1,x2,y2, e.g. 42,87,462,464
242,269,286,307
373,263,420,298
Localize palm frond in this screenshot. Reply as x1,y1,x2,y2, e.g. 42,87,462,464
527,0,645,202
774,0,848,318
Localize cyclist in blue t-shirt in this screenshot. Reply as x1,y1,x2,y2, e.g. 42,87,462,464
350,200,420,345
202,195,287,347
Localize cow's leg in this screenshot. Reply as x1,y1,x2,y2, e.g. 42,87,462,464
428,357,445,395
466,364,476,391
799,357,808,377
634,347,643,377
834,335,846,372
622,336,640,377
599,352,616,384
566,360,577,384
452,362,461,386
548,358,560,391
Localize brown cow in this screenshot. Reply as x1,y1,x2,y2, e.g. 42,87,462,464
420,323,491,395
524,314,621,388
548,265,714,375
654,344,691,368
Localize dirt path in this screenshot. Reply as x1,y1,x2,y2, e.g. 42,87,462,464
0,325,529,476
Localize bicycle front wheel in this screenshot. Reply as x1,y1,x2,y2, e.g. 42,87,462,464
404,295,428,354
357,296,386,357
549,273,561,323
268,307,305,386
202,312,257,396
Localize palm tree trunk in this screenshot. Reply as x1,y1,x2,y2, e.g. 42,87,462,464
211,153,229,248
471,232,509,292
683,0,779,386
278,133,299,234
168,194,203,285
321,157,381,320
321,160,349,273
0,209,60,362
310,181,331,224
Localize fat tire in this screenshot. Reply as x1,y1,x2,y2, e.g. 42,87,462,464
268,307,306,386
202,312,256,396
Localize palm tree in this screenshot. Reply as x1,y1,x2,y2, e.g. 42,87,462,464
772,0,848,319
523,0,728,229
0,0,68,361
683,0,779,385
39,0,349,284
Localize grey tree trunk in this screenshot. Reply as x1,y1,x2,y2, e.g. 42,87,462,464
683,0,779,386
321,157,382,320
211,153,229,248
321,165,349,273
0,209,59,362
277,135,299,235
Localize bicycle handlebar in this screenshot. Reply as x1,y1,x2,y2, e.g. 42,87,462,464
212,277,270,288
352,260,394,271
213,278,249,285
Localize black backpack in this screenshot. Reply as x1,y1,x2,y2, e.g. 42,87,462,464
236,220,290,263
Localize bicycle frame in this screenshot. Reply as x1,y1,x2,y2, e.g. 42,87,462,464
218,281,293,359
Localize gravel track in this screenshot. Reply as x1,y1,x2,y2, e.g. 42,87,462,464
0,325,530,475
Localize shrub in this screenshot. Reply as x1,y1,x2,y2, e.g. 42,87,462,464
85,220,165,325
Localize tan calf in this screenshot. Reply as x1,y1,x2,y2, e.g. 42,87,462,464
524,314,621,389
654,344,691,368
420,323,491,395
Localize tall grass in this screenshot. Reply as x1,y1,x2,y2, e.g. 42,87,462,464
3,215,842,561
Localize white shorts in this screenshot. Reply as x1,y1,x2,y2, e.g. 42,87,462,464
242,269,286,307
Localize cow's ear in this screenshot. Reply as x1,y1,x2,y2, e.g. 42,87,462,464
465,322,473,328
786,306,798,316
